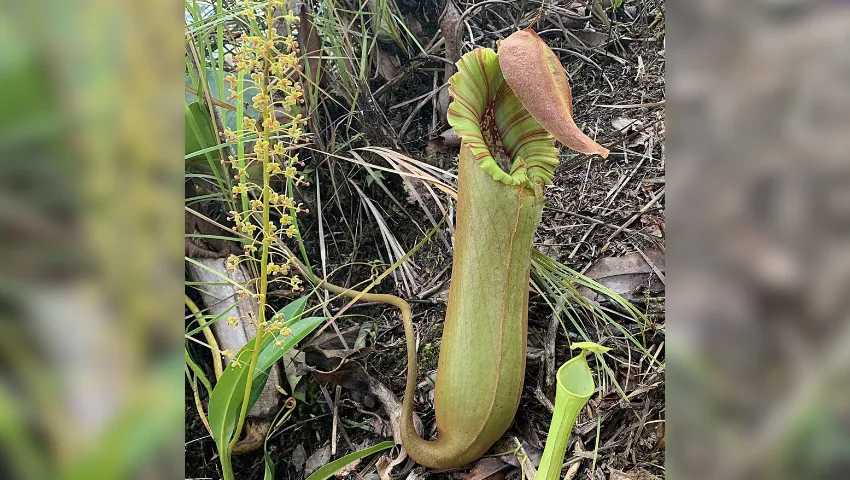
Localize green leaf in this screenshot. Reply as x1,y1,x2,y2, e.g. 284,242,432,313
246,316,324,409
184,69,260,131
207,296,322,457
365,169,384,186
305,441,395,480
185,101,219,162
279,295,309,324
263,449,275,480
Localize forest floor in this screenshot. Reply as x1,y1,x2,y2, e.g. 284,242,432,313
186,1,665,478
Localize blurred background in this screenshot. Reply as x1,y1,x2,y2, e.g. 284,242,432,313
668,1,850,479
0,0,848,479
0,0,183,478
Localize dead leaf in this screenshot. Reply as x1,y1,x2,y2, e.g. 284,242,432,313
291,444,307,475
426,129,462,155
567,30,609,49
305,444,332,476
307,360,424,466
376,454,393,480
563,439,584,480
334,458,361,478
426,137,450,155
376,47,401,81
282,349,305,394
440,128,461,147
404,470,428,480
499,28,609,157
404,14,430,46
611,116,653,147
610,468,659,480
466,457,509,480
611,117,643,133
310,360,373,396
579,250,665,303
286,1,324,88
496,437,540,480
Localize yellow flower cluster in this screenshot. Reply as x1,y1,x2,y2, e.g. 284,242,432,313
222,7,309,298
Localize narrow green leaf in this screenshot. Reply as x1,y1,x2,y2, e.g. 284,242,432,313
247,316,324,409
185,348,212,394
279,295,309,324
185,102,219,161
305,441,395,480
207,296,322,457
263,449,275,480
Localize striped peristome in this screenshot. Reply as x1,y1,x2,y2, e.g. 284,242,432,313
447,48,559,189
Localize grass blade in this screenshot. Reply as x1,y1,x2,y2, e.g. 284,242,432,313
305,441,394,480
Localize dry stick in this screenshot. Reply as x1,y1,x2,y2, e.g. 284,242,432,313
317,383,354,455
457,0,521,26
597,100,666,109
390,81,449,110
562,115,664,174
543,304,560,396
555,210,641,237
568,139,627,260
186,368,214,438
430,71,440,135
566,119,663,257
398,77,444,139
373,38,446,98
601,188,665,252
335,386,355,450
316,160,334,324
604,138,652,209
631,242,666,286
534,386,555,415
185,85,237,111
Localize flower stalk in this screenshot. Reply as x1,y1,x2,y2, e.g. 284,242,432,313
213,2,309,478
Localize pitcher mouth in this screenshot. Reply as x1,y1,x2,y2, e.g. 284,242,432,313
446,48,559,190
557,353,594,400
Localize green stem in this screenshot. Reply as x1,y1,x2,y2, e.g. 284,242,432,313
236,65,249,214
535,351,595,480
221,453,234,480
226,0,274,470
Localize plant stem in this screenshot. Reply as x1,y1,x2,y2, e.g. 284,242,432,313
227,0,274,466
